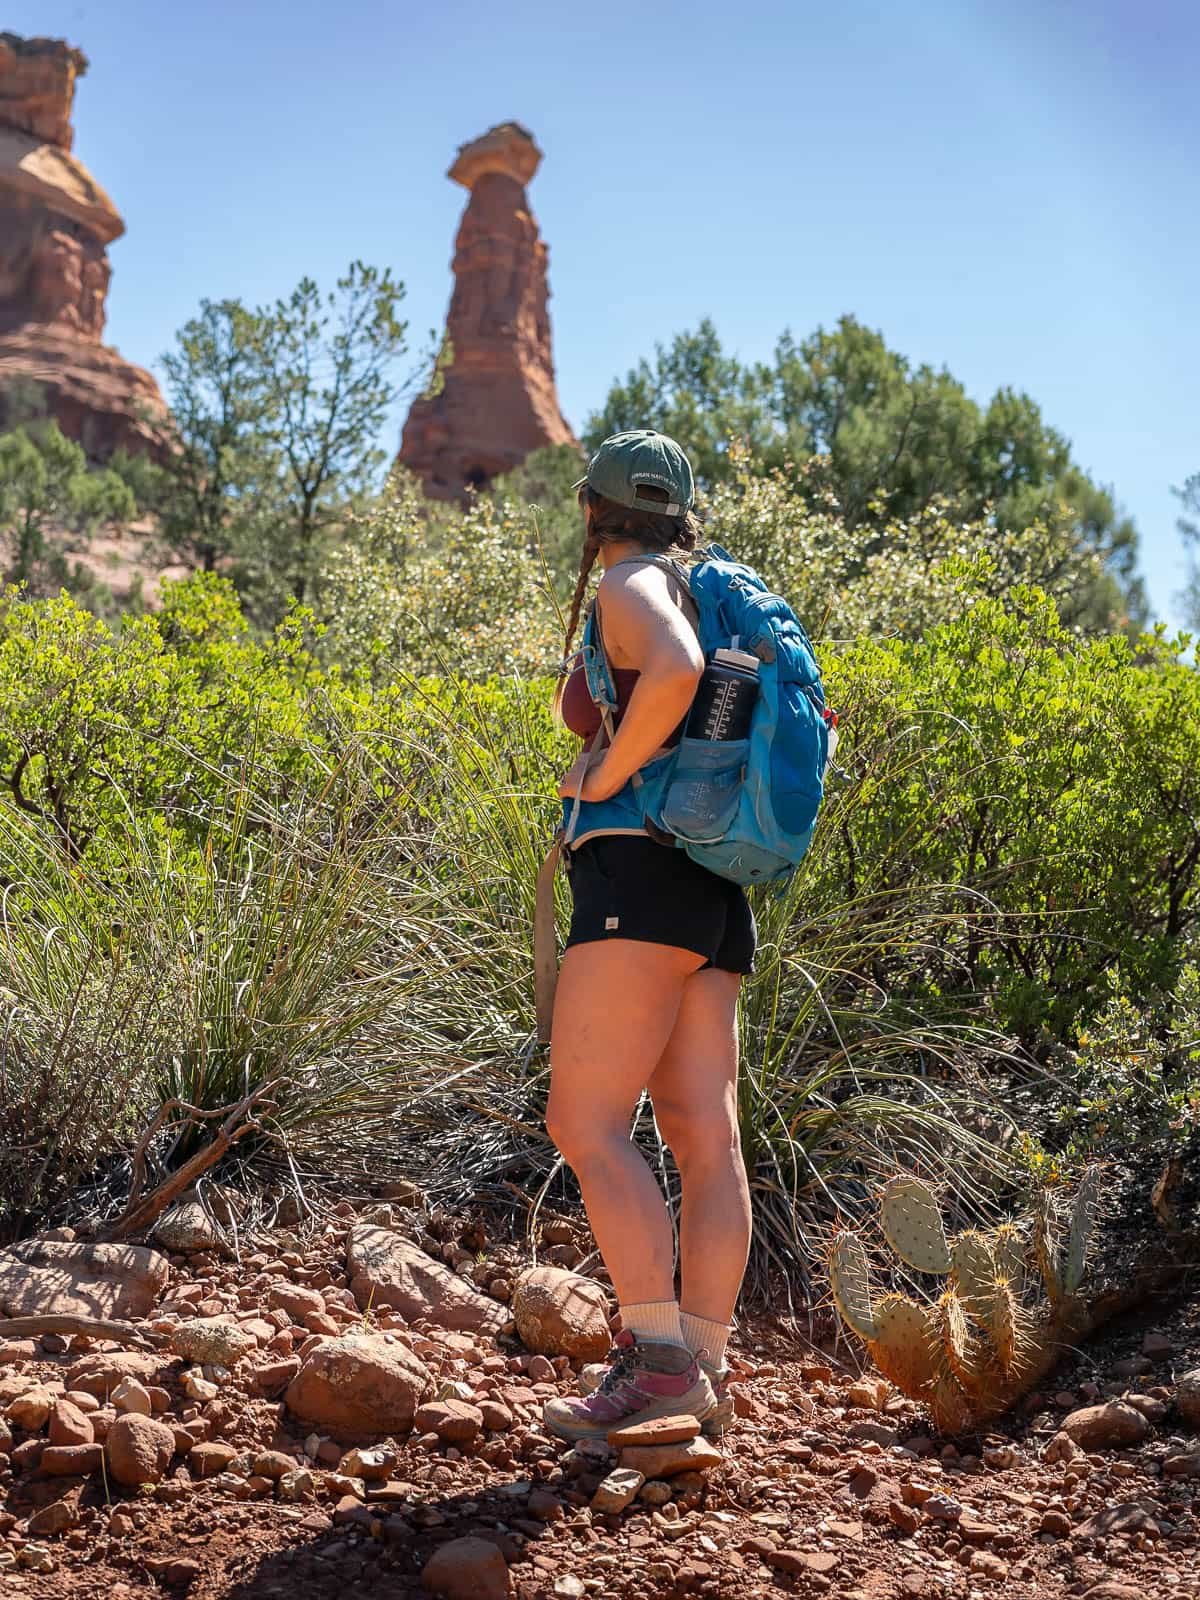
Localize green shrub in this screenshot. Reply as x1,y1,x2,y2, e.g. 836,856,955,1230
818,587,1200,1034
3,543,1199,1283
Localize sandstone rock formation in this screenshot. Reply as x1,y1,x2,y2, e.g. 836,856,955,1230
510,1264,611,1360
0,1238,169,1320
284,1333,431,1442
397,122,577,498
0,33,165,457
346,1223,510,1335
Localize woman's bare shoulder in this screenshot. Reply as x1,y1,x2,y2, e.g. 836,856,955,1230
596,558,684,613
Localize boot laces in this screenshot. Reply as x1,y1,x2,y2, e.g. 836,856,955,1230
596,1338,639,1397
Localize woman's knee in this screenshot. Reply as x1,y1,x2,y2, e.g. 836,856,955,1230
657,1105,742,1172
545,1099,624,1168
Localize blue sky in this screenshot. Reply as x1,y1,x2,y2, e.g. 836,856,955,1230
12,0,1198,627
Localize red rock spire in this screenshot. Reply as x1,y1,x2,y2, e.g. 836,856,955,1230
0,33,165,458
398,122,577,498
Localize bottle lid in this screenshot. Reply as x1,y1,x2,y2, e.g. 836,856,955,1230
713,647,760,672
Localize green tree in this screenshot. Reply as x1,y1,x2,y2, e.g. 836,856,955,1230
0,422,134,593
250,261,409,609
156,264,410,621
489,441,586,584
589,315,1144,631
157,299,278,571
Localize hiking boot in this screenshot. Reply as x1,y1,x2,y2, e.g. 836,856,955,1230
698,1356,734,1438
543,1329,715,1442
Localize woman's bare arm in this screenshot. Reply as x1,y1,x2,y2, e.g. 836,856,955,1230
563,566,702,803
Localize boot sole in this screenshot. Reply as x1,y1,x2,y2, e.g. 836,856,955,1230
543,1381,716,1443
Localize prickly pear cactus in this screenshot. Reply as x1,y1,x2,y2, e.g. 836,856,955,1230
827,1170,1100,1433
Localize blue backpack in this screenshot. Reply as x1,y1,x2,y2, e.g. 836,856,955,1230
562,544,835,886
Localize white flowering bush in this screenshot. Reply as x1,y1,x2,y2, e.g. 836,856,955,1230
702,449,1121,643
316,470,560,681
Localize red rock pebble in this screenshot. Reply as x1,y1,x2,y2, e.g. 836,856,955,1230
889,1499,921,1533
48,1399,93,1447
413,1399,484,1444
478,1400,514,1431
1061,1400,1149,1449
189,1441,238,1478
285,1333,430,1442
267,1282,327,1323
420,1534,510,1600
41,1443,103,1475
251,1356,301,1394
106,1412,176,1486
618,1436,722,1478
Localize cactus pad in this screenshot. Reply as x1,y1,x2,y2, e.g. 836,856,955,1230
880,1176,951,1274
937,1289,995,1396
828,1231,878,1340
928,1369,976,1434
868,1292,937,1397
950,1230,998,1320
989,1277,1031,1377
990,1222,1026,1293
1065,1168,1101,1295
1034,1192,1064,1306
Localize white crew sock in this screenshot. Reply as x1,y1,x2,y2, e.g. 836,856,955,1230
618,1299,688,1349
680,1310,731,1370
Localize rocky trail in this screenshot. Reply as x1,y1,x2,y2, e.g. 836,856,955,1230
0,1191,1196,1600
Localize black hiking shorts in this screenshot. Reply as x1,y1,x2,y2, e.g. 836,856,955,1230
563,834,756,974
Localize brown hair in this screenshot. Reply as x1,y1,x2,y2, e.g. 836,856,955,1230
558,483,703,674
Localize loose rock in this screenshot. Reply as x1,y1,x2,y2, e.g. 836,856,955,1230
591,1466,644,1513
511,1265,611,1360
40,1443,103,1475
413,1399,484,1444
607,1413,700,1448
618,1436,722,1478
0,1239,168,1319
153,1197,222,1254
1061,1400,1150,1450
66,1351,169,1399
168,1317,256,1366
29,1499,79,1537
6,1386,52,1430
285,1333,430,1441
347,1225,508,1335
106,1412,176,1486
110,1376,153,1415
48,1400,93,1447
421,1534,511,1600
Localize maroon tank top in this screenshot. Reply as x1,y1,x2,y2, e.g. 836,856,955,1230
560,661,687,752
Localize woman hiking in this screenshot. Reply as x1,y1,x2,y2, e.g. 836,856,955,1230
541,430,755,1442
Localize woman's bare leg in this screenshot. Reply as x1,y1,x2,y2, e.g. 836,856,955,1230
546,938,704,1307
645,967,751,1325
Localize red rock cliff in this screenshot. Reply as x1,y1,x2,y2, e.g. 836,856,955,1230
397,122,577,498
0,33,165,458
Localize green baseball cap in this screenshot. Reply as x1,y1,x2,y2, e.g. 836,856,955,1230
573,430,695,518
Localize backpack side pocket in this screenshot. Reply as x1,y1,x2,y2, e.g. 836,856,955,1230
660,736,749,844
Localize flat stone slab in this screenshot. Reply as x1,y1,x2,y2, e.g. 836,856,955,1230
617,1436,722,1478
0,1240,168,1320
607,1413,701,1448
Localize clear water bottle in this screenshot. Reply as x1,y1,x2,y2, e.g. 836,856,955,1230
685,648,760,743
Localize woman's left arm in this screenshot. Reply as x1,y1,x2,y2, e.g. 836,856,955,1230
558,569,702,803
